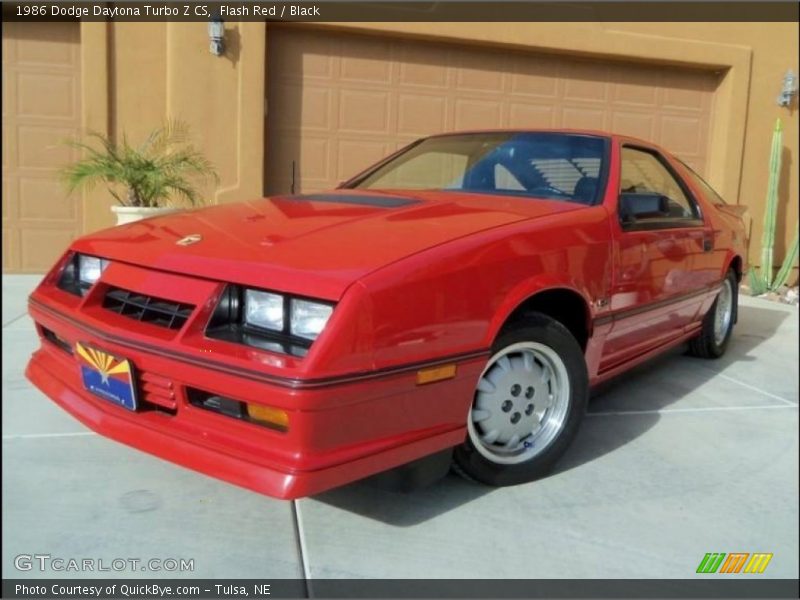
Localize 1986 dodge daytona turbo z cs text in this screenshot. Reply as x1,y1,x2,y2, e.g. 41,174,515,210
26,130,747,499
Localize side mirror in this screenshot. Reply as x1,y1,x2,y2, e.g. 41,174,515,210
619,192,670,226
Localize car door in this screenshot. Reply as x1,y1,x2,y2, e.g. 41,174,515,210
600,144,710,370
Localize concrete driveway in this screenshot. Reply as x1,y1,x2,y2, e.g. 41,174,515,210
3,274,798,581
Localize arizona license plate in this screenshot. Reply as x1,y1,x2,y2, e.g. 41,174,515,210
75,342,138,411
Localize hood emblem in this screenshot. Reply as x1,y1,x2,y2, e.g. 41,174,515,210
176,234,202,246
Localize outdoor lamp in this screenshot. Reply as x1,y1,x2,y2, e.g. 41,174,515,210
208,16,225,56
777,69,798,107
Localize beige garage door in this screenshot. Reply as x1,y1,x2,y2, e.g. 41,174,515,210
266,28,717,196
2,22,82,273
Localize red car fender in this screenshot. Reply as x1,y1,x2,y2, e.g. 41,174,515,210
482,278,594,350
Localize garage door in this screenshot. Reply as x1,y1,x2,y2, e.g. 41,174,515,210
2,22,82,273
266,28,717,196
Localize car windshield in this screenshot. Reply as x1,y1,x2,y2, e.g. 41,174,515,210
348,132,608,205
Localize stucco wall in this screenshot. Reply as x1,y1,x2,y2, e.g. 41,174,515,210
81,20,798,274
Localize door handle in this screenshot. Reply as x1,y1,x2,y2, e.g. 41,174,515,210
703,235,714,252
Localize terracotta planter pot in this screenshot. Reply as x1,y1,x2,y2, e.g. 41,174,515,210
111,205,180,226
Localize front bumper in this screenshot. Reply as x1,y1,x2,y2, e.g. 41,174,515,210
26,299,485,499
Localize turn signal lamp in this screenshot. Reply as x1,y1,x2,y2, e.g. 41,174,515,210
416,364,457,385
246,403,290,431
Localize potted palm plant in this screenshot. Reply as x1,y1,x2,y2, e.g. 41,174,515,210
62,120,218,225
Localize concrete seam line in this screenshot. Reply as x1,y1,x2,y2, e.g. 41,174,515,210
714,372,798,406
587,404,798,417
2,431,97,440
291,499,313,596
2,313,29,328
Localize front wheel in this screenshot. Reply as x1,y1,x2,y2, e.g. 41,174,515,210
453,313,588,486
687,269,738,359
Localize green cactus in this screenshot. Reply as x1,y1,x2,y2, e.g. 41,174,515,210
772,226,799,289
748,118,799,295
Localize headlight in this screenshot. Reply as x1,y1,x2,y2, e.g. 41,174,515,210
244,289,284,331
57,253,110,296
78,255,108,286
290,299,333,341
206,285,336,356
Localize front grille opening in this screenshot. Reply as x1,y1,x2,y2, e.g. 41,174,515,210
138,372,178,416
41,326,73,354
187,388,288,432
103,287,195,330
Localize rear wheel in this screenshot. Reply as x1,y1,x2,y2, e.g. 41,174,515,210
453,313,588,486
688,270,737,359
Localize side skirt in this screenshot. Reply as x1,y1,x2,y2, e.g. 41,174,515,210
590,324,702,387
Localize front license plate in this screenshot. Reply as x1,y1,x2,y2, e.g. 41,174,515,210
75,342,138,411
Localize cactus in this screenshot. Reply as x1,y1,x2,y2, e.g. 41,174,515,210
772,226,799,289
747,266,766,296
748,118,798,295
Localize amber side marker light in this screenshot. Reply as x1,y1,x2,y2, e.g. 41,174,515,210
246,403,290,431
416,364,457,385
187,388,289,432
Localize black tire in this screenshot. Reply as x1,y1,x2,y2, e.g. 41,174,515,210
452,313,588,487
687,270,738,359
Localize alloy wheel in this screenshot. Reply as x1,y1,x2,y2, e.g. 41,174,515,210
468,342,571,465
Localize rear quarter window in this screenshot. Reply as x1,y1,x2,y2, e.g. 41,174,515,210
679,161,728,205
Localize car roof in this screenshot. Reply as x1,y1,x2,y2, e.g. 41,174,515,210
425,128,654,147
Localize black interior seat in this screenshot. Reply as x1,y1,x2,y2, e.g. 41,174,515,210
573,176,599,204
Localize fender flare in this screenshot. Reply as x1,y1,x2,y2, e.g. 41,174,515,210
483,274,594,348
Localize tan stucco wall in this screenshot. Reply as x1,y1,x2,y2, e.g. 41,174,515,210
80,20,798,272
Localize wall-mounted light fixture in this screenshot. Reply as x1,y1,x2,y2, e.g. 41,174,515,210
208,15,225,56
777,69,798,107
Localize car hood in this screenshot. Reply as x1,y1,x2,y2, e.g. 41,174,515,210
73,190,581,300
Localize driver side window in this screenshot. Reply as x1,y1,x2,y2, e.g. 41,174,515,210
620,147,699,220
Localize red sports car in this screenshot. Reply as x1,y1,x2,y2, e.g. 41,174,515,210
26,130,747,499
